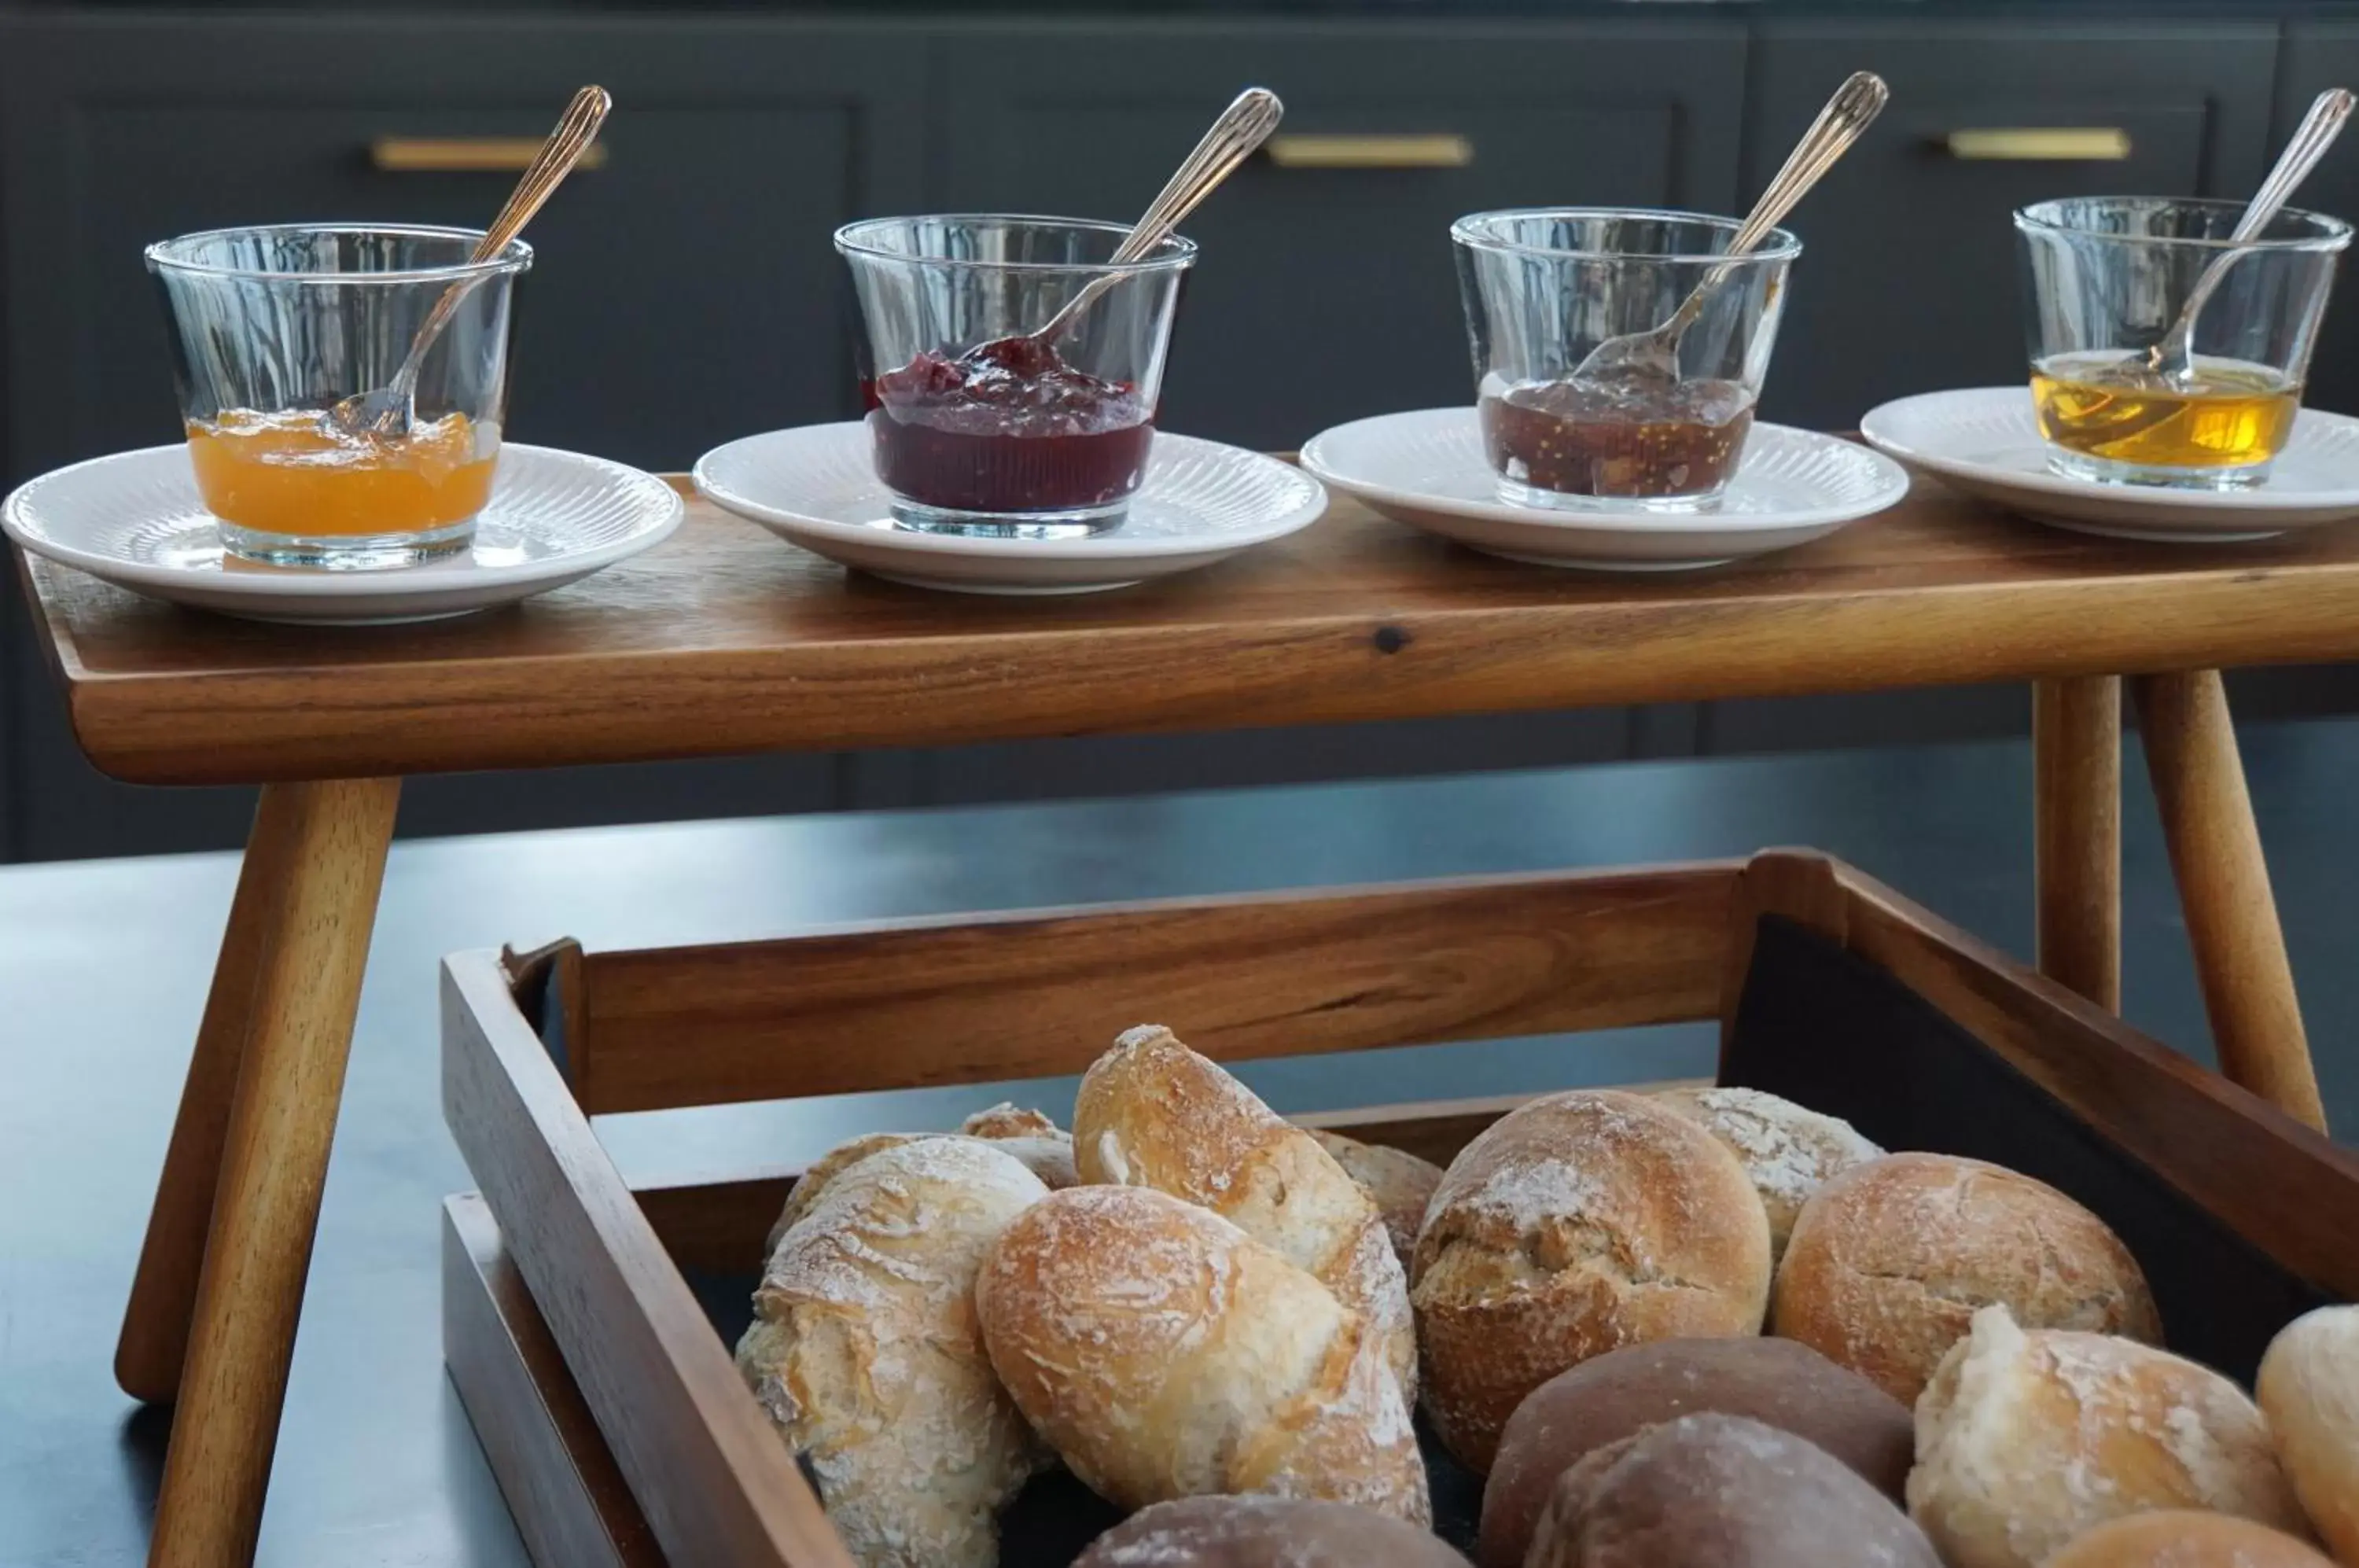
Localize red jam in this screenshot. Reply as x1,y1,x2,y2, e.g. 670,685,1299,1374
1481,373,1754,499
865,337,1154,514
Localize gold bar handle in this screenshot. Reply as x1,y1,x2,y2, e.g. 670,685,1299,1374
1941,127,2132,161
1264,133,1473,170
371,136,610,173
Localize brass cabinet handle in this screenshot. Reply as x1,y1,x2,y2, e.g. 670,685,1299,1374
1941,127,2132,161
372,136,610,173
1264,133,1473,170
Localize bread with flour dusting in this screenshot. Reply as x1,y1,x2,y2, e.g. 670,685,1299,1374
1073,1026,1416,1401
734,1137,1051,1568
974,1184,1430,1523
1411,1088,1772,1473
1651,1085,1882,1261
1907,1305,2311,1568
1070,1496,1470,1567
2257,1305,2359,1563
1308,1128,1444,1268
764,1108,1076,1253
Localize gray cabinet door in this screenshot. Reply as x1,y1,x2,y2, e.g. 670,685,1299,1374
1747,22,2278,432
929,20,1748,455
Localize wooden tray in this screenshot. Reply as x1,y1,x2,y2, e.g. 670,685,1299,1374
440,849,2359,1568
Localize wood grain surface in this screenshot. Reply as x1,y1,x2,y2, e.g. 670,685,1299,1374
24,473,2359,786
569,865,1736,1114
2033,675,2122,1010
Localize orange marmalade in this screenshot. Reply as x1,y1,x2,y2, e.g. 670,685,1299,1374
186,408,498,538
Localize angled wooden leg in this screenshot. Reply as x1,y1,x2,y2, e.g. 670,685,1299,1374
2132,672,2327,1132
2033,676,2122,1010
145,778,401,1568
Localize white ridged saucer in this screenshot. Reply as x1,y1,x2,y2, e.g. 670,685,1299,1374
694,423,1327,594
1299,407,1909,570
1860,387,2359,542
2,442,682,624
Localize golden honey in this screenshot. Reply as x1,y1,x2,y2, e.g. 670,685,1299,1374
2032,352,2299,473
186,407,498,539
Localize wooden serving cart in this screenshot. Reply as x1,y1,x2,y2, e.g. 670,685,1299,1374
437,848,2359,1568
12,464,2352,1566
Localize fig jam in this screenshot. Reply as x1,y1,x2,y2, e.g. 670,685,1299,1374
866,337,1154,514
1481,372,1754,500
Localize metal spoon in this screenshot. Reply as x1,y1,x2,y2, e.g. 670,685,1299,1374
967,86,1283,364
2144,87,2354,385
1570,71,1887,388
329,85,611,438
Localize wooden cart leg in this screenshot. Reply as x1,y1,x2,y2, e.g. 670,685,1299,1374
2132,672,2328,1132
2033,676,2122,1010
143,778,401,1568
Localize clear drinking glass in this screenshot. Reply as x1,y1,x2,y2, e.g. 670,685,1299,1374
1452,208,1798,513
146,223,530,569
2015,197,2350,490
834,215,1194,536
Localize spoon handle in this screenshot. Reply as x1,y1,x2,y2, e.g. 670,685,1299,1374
2156,87,2354,371
1664,71,1887,340
1036,87,1284,342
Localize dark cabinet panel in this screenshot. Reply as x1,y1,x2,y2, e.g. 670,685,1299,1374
1748,23,2279,432
2279,25,2359,417
929,21,1747,454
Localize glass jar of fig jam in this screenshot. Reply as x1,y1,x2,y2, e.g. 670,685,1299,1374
837,215,1194,535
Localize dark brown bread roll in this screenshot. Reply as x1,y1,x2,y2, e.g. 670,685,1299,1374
1477,1337,1913,1568
1072,1496,1470,1568
1525,1413,1940,1568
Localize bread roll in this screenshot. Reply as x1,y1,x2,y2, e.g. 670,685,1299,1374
1074,1026,1415,1401
1908,1305,2310,1568
1308,1128,1444,1268
1411,1089,1772,1471
1070,1496,1469,1567
1772,1151,2158,1404
975,1184,1429,1523
1526,1412,1939,1568
1478,1336,1913,1568
767,1132,920,1254
734,1138,1051,1568
1651,1085,1882,1261
2046,1511,2337,1568
2258,1305,2359,1563
766,1111,1077,1253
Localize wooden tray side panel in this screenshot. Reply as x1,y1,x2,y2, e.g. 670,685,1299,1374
572,864,1739,1114
443,1195,667,1568
441,950,848,1568
1729,851,2359,1297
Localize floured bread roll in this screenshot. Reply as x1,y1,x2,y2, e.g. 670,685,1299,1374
1773,1151,2159,1403
765,1110,1077,1253
1411,1089,1772,1471
1526,1412,1939,1568
1071,1496,1470,1567
976,1185,1430,1523
2258,1305,2359,1563
1308,1128,1444,1268
1651,1085,1882,1260
734,1137,1051,1568
1075,1026,1415,1401
1907,1305,2311,1568
2046,1511,2337,1568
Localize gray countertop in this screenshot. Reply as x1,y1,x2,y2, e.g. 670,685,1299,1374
3,724,2352,1566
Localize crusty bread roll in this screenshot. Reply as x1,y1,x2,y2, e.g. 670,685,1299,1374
1772,1151,2159,1404
1308,1128,1443,1268
1651,1085,1883,1261
1478,1336,1914,1568
765,1111,1077,1253
734,1138,1051,1568
1526,1412,1940,1568
767,1132,917,1253
1908,1305,2311,1568
1074,1026,1415,1401
1070,1496,1470,1567
2046,1511,2337,1568
976,1185,1429,1523
2258,1305,2359,1563
1411,1089,1771,1472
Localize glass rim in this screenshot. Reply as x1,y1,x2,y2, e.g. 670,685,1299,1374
1450,206,1802,264
2013,196,2353,252
832,213,1198,274
144,223,533,282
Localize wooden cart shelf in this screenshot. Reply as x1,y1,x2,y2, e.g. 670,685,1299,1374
13,456,2351,1568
